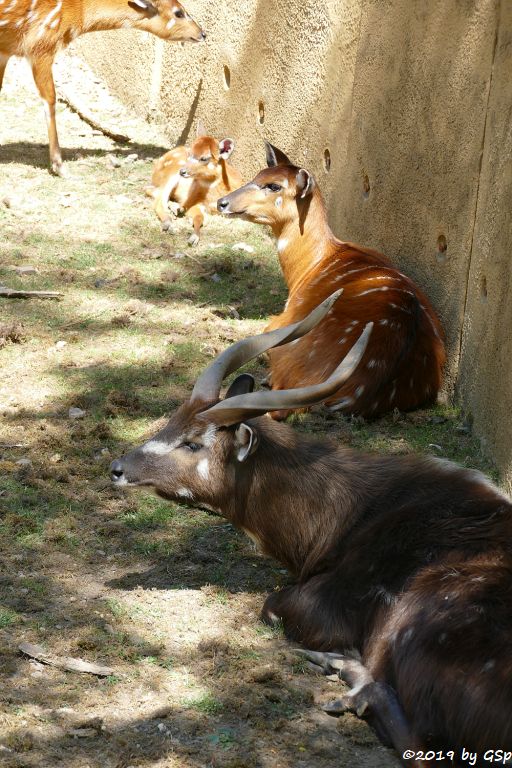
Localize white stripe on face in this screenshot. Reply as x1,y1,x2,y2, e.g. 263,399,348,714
141,438,181,456
197,457,209,480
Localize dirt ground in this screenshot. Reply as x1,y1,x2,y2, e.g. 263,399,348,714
0,53,498,768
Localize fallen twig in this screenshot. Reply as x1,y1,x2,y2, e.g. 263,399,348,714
0,287,63,299
0,444,26,449
58,89,130,144
19,642,114,677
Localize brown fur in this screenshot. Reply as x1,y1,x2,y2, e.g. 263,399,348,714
217,153,446,419
112,397,512,763
0,0,204,173
147,134,243,244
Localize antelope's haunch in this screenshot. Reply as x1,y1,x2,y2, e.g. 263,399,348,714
110,294,512,763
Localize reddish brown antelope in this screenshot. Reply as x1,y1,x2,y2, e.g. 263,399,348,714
146,128,243,245
0,0,205,174
217,142,446,420
110,293,512,766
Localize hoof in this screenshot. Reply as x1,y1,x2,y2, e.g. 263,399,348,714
162,220,175,234
50,161,66,177
322,698,349,716
188,233,200,247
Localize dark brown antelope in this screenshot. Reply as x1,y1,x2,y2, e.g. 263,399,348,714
217,142,446,420
110,293,512,766
146,128,243,245
0,0,205,174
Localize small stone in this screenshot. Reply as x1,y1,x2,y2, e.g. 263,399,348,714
68,407,86,420
12,265,39,275
157,723,167,733
428,443,443,453
55,340,67,349
211,273,222,283
124,153,138,164
15,458,32,468
50,453,62,463
430,415,447,425
228,306,240,320
232,242,255,254
107,155,122,168
172,252,185,260
68,728,97,738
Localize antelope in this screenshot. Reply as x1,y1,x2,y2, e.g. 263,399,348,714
0,0,205,175
146,127,243,245
217,143,446,420
110,292,512,766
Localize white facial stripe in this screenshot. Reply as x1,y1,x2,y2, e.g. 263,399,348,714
166,17,176,28
141,438,181,456
197,458,209,480
202,424,217,447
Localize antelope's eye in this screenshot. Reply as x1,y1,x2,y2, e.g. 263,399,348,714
200,156,211,163
183,441,201,452
174,8,185,18
266,183,282,193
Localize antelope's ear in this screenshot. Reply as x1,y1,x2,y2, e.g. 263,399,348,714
219,138,235,160
235,423,259,462
225,374,255,399
296,168,315,199
265,141,292,168
196,119,206,138
128,0,158,17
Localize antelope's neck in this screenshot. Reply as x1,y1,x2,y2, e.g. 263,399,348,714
81,0,134,32
272,195,338,294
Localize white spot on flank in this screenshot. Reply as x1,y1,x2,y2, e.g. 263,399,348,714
328,396,355,412
177,488,194,499
357,287,390,297
197,458,209,480
367,359,377,369
40,0,61,29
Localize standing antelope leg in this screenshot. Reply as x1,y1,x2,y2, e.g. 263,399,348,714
30,55,62,175
0,54,10,92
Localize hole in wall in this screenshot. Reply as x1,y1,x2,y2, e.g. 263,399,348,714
258,100,265,125
323,148,331,172
362,173,371,199
436,234,448,264
480,274,488,302
223,65,231,91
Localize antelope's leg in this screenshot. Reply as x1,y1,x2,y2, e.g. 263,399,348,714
297,650,425,767
31,54,63,175
187,204,204,246
0,54,10,92
153,174,180,230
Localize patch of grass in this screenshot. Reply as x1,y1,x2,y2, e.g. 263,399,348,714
184,691,224,715
0,607,19,628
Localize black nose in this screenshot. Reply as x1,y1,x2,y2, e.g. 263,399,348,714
110,459,124,481
217,197,229,212
200,30,206,40
179,168,188,177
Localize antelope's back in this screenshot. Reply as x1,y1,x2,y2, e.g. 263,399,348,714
267,242,445,416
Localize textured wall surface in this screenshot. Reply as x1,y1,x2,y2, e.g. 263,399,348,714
75,0,511,487
458,0,512,494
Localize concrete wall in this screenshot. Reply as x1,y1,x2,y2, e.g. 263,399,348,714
75,0,512,490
